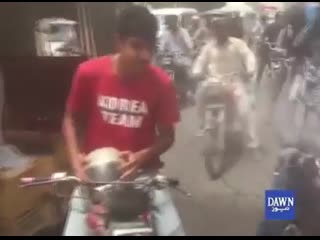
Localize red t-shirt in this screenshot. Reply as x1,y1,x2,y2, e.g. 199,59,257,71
66,56,180,169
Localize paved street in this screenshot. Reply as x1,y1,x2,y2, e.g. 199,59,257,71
163,73,281,236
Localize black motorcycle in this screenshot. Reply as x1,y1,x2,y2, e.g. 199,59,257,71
156,52,176,82
156,52,193,106
265,42,293,102
257,148,320,236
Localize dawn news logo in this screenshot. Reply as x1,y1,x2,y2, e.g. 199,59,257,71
265,190,295,220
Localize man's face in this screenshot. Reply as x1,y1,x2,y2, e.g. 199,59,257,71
213,21,229,43
199,18,206,28
276,14,285,27
166,17,178,31
249,14,256,21
191,18,198,29
282,13,290,26
118,37,154,74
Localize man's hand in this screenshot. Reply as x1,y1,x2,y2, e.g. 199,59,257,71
239,71,254,83
86,204,109,236
119,151,149,180
74,153,89,181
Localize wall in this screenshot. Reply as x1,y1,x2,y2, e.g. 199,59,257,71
86,2,117,55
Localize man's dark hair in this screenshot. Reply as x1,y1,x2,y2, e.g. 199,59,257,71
116,5,158,46
260,15,267,23
210,16,228,30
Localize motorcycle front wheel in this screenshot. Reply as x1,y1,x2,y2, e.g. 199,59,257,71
203,128,225,180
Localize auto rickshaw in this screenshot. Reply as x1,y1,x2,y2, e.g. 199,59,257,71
0,17,86,236
151,8,198,39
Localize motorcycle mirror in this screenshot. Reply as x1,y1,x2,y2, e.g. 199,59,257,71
174,187,192,198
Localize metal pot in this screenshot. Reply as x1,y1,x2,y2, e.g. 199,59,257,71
84,148,150,221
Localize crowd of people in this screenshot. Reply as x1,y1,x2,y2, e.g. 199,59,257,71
61,3,320,236
157,1,320,147
157,8,268,149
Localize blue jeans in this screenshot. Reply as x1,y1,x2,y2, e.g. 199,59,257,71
63,182,185,236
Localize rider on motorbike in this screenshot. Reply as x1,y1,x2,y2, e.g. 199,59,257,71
188,15,200,39
158,15,194,101
256,12,286,86
192,17,211,54
158,14,193,65
258,4,320,236
192,16,259,149
62,5,184,236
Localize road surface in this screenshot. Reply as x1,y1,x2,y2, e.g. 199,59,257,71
163,72,281,236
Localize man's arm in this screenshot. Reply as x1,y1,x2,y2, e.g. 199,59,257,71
192,43,210,78
158,32,168,53
120,74,179,180
132,124,175,165
237,39,256,79
261,25,269,42
62,112,85,177
192,28,202,42
120,124,175,180
147,76,179,157
276,27,286,49
62,65,92,179
181,28,193,52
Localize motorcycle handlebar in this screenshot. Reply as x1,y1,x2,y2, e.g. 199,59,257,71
157,51,188,58
264,41,287,55
167,178,179,187
207,72,241,82
271,57,293,68
19,173,183,193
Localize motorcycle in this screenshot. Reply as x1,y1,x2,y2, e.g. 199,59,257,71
265,42,288,75
202,72,245,179
193,39,206,60
267,44,294,102
156,51,193,106
19,161,190,236
156,52,176,83
257,148,320,236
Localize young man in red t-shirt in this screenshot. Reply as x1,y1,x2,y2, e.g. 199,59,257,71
62,6,184,236
63,7,180,181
